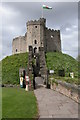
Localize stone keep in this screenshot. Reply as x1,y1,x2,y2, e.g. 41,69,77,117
12,18,61,54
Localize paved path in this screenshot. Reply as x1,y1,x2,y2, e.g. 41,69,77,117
35,77,44,86
34,87,78,118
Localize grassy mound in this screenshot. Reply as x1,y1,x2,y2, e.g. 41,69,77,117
2,53,28,84
2,87,38,118
46,52,78,78
2,52,78,84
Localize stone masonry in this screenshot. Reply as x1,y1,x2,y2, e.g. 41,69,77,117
34,86,78,118
39,47,48,84
12,18,61,85
12,18,61,54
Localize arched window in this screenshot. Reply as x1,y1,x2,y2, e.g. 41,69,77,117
16,49,17,52
35,26,37,28
34,40,37,44
34,47,37,53
41,42,42,44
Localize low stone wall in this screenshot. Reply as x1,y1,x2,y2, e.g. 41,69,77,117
50,79,80,103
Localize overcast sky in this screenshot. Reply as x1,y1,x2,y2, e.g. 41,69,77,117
0,2,79,60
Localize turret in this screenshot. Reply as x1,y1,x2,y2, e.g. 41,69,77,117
26,18,46,53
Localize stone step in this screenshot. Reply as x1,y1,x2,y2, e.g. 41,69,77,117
35,77,44,86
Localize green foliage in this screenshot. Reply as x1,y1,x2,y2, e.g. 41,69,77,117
77,55,80,61
2,53,28,84
46,52,78,77
52,76,78,85
52,79,58,86
2,87,38,118
2,52,79,85
46,52,79,85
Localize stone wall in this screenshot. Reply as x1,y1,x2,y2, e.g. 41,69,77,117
50,79,80,103
26,18,46,53
12,18,61,55
27,46,33,76
12,34,27,54
39,47,48,84
45,28,61,52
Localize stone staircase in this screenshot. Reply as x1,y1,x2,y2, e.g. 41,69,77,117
35,77,44,88
39,47,48,85
27,46,33,76
27,46,48,87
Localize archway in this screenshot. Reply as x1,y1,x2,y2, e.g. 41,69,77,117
34,40,37,44
34,47,37,53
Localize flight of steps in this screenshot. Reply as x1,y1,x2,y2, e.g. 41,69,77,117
39,47,48,84
27,46,48,87
27,46,33,76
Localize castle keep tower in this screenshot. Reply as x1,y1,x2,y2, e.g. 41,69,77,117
12,18,61,55
26,18,46,53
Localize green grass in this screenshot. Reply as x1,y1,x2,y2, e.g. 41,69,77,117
46,52,79,85
2,87,38,118
2,53,28,84
2,52,79,85
46,52,78,77
50,75,79,85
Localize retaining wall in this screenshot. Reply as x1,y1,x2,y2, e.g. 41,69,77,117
50,78,80,103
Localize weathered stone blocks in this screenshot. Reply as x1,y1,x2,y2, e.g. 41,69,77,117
12,18,61,54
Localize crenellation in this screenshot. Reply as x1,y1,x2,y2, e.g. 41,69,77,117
12,35,27,54
27,18,46,26
12,18,61,55
13,37,19,40
45,27,60,33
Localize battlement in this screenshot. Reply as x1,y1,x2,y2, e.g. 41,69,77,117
46,27,60,33
13,35,25,41
12,18,61,55
27,18,46,26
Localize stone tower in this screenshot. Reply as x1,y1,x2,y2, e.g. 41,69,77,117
26,18,46,53
12,18,61,55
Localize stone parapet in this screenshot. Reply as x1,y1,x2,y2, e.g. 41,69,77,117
50,78,80,103
27,18,46,26
12,17,61,55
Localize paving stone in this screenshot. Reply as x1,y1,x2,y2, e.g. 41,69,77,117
34,81,78,118
39,110,49,116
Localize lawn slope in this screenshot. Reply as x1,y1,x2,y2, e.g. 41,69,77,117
2,52,78,84
46,52,78,77
2,53,28,84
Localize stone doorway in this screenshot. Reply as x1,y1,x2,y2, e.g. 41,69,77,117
34,47,37,53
